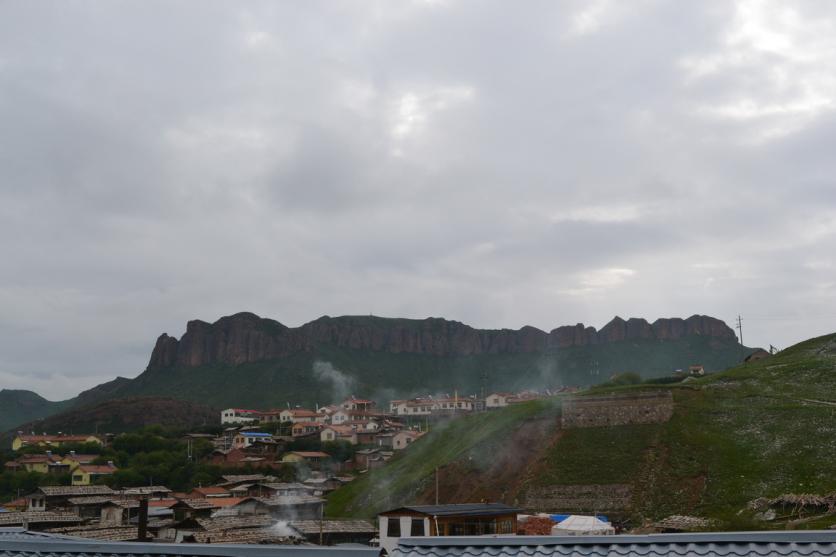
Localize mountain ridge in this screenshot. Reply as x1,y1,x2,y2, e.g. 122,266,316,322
148,312,738,369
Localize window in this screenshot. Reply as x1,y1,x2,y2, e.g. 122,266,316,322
386,517,401,537
411,518,425,536
73,475,83,482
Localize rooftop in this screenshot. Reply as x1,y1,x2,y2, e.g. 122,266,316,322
381,503,520,517
37,485,114,497
0,527,377,557
395,531,836,557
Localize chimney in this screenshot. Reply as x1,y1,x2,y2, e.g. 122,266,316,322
137,498,149,541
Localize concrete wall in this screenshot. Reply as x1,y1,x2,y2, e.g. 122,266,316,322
524,484,633,512
561,392,674,428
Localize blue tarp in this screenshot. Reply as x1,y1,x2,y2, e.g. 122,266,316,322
550,514,609,524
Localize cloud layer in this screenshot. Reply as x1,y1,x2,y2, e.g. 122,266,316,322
1,0,835,399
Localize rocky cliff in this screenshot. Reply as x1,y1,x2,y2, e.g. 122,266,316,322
148,312,738,369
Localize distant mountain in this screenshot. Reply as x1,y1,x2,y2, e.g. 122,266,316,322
8,396,217,436
77,312,749,410
3,312,752,433
0,389,72,432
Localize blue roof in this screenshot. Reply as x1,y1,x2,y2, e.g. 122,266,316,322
241,432,272,437
394,531,836,557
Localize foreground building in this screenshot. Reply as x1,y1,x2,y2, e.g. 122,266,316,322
378,503,519,554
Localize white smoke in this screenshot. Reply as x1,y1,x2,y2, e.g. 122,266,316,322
313,360,356,403
272,520,298,537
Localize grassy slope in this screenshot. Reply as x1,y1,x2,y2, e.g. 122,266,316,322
102,336,746,410
0,390,72,432
326,333,836,528
327,399,563,518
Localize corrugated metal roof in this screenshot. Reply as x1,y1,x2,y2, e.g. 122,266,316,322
0,527,377,557
394,532,836,557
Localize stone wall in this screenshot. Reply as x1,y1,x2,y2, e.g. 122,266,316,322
523,484,632,512
561,391,674,428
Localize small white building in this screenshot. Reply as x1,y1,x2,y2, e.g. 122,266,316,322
485,393,511,409
393,430,423,450
220,408,260,425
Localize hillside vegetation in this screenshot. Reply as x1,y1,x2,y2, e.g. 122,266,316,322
327,332,836,530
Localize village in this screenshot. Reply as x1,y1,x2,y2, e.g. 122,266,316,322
0,390,601,548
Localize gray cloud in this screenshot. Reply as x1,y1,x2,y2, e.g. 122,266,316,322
1,0,835,399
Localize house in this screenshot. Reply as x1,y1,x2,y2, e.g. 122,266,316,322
11,433,103,452
320,425,358,445
281,451,330,469
689,365,705,376
71,462,117,485
61,452,99,471
393,430,424,450
26,485,115,511
378,503,520,555
250,495,325,520
291,421,323,437
289,519,376,545
341,397,376,412
189,486,231,499
100,499,141,526
118,485,173,499
375,432,395,448
6,452,66,474
485,393,512,408
244,482,315,498
354,448,380,470
279,408,322,423
231,431,272,449
219,408,261,425
0,511,84,531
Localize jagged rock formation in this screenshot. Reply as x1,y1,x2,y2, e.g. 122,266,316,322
148,312,738,369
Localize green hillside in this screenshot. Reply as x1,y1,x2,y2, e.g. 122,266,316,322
88,335,746,410
327,332,836,530
0,389,72,432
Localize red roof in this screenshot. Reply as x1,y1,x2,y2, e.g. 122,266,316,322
78,464,117,474
191,486,231,496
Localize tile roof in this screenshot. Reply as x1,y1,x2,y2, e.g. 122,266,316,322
119,486,172,495
289,520,375,535
394,532,836,557
43,525,145,542
0,512,84,526
38,485,114,497
196,515,275,531
191,528,298,544
255,495,325,507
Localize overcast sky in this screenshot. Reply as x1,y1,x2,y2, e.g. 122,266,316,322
1,1,835,400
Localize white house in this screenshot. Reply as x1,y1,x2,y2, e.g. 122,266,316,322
485,393,511,409
280,408,323,423
220,408,261,425
393,430,423,450
320,426,358,445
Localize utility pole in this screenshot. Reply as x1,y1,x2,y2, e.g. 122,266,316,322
736,315,744,346
435,467,439,505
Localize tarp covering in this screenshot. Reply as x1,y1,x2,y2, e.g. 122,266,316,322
551,515,615,536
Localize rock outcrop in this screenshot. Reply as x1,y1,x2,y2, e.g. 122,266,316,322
146,312,739,369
